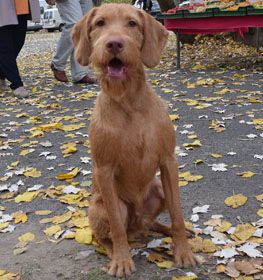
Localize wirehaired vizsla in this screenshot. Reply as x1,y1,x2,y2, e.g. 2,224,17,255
72,4,198,277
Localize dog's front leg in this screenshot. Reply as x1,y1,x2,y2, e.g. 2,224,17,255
160,156,198,267
95,166,136,277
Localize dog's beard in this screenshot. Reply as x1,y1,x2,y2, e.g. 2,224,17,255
90,50,145,101
90,47,141,80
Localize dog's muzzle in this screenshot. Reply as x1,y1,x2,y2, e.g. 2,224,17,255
107,57,127,79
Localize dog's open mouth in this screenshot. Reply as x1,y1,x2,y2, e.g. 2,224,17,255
107,58,127,79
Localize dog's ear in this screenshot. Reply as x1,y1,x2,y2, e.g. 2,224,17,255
139,11,168,68
72,8,97,66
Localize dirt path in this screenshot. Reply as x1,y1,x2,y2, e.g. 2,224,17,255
0,32,262,280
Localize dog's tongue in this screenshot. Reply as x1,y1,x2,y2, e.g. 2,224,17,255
107,58,126,78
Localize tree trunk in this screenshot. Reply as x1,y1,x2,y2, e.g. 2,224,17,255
156,0,176,12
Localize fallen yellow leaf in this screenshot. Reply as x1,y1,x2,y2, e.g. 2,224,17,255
0,222,9,230
12,211,28,224
215,220,232,233
61,142,77,157
172,276,197,280
61,123,85,132
253,118,263,125
188,237,217,253
38,122,63,132
224,193,248,208
10,161,19,167
255,194,263,202
257,209,263,218
192,62,205,70
234,276,253,280
209,119,225,132
211,153,222,158
56,167,80,181
24,168,42,178
233,224,256,241
214,88,231,95
59,193,83,204
72,217,89,228
216,264,226,273
169,114,179,121
0,270,6,276
237,171,256,178
0,272,18,279
52,211,72,224
179,171,203,182
179,181,188,187
15,191,37,203
44,225,62,236
35,210,53,216
202,239,218,253
18,232,35,242
29,128,44,138
155,260,174,269
75,228,92,244
20,149,31,156
183,140,202,148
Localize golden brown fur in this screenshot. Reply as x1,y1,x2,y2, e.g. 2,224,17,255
72,4,198,277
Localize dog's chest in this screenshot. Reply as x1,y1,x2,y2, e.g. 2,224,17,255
91,108,161,165
115,112,159,159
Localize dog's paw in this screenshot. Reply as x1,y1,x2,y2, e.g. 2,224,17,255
173,243,198,268
107,256,136,277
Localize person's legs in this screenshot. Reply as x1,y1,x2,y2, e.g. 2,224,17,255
0,25,23,90
80,0,93,14
69,0,94,82
0,68,6,91
0,72,6,91
53,0,89,81
13,15,28,58
11,15,28,98
0,69,5,80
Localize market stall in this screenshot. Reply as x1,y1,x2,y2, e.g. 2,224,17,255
157,2,263,68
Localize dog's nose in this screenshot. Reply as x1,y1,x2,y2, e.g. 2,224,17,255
106,38,124,54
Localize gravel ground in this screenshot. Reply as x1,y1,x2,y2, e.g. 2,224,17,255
0,31,262,280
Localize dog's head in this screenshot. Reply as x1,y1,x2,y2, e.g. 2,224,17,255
72,4,168,81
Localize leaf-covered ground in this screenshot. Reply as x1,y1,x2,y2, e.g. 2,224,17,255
0,32,262,280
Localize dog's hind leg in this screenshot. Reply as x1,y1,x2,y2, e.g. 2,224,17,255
140,178,168,233
142,178,194,238
151,220,171,236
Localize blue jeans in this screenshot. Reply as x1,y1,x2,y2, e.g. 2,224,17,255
52,0,93,82
0,15,27,90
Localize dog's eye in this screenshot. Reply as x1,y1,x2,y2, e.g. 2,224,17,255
128,20,137,27
96,20,105,27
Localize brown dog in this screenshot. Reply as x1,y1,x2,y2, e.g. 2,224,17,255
72,4,197,277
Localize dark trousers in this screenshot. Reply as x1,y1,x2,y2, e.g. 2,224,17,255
0,15,28,90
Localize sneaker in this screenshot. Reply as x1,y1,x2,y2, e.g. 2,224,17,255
13,86,29,98
50,63,69,82
0,79,6,91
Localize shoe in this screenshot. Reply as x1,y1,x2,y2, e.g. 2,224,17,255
74,75,96,84
50,63,69,82
0,79,6,91
13,86,29,98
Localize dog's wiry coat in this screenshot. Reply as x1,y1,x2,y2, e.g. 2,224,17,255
72,4,198,277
